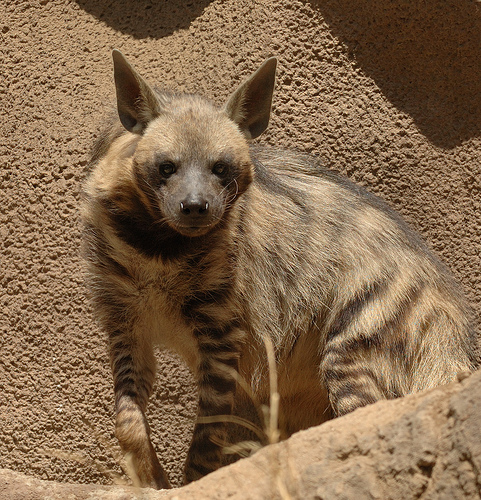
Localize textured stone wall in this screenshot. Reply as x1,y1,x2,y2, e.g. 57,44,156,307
1,0,480,488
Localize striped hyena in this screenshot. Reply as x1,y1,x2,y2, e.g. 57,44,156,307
83,51,478,488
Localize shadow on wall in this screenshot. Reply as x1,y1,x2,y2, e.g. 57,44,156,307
310,0,481,149
74,0,213,39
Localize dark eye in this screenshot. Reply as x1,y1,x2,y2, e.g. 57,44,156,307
212,162,228,176
159,162,176,178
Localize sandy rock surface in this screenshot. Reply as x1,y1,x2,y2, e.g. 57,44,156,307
1,370,481,499
1,0,481,495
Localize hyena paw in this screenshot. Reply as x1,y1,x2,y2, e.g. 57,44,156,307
116,407,171,488
125,444,171,489
183,454,220,484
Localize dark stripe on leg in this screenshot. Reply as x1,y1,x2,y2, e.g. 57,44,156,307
181,284,232,314
328,280,387,341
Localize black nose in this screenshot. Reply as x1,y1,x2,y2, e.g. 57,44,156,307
180,198,209,216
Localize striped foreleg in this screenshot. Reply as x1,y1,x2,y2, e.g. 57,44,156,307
109,329,171,489
183,323,242,483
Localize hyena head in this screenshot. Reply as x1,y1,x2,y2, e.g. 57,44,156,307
112,50,277,237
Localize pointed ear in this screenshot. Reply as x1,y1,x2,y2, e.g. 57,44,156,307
112,49,161,134
224,57,277,139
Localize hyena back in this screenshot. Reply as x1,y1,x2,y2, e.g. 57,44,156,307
83,50,478,488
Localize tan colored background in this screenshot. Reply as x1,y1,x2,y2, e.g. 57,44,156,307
1,0,480,488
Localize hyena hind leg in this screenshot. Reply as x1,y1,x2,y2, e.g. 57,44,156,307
322,314,476,417
110,332,171,489
320,281,414,416
322,344,395,416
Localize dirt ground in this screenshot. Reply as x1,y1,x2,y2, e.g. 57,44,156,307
1,0,481,489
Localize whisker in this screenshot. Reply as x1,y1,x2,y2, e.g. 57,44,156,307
215,178,240,209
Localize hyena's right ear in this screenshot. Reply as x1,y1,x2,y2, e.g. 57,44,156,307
112,50,161,134
224,57,277,140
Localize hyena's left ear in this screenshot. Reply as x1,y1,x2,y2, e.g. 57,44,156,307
112,49,161,134
224,57,277,140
